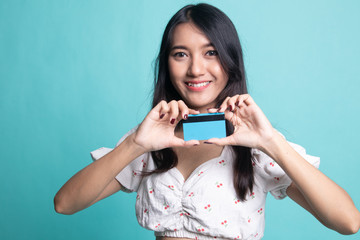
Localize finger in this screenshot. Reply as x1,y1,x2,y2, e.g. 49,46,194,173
244,94,255,106
207,108,218,113
183,139,201,147
205,136,234,146
226,95,239,112
151,100,169,119
168,100,180,125
233,95,250,116
217,96,231,112
223,110,235,122
178,100,190,120
169,137,199,147
188,108,200,115
237,94,254,107
159,100,170,119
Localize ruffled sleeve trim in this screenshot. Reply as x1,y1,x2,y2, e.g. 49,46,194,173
89,125,154,193
252,138,320,200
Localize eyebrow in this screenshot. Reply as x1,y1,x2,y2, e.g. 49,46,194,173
170,43,214,51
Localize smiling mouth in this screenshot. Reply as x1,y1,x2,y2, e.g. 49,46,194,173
185,81,211,88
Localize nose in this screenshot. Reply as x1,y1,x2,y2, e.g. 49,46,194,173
187,55,205,77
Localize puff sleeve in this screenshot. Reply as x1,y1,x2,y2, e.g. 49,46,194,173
253,141,320,200
90,126,155,193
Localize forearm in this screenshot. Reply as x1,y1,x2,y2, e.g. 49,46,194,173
260,131,360,234
54,133,145,215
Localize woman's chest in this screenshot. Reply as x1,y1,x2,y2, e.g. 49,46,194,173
135,160,267,223
173,144,224,181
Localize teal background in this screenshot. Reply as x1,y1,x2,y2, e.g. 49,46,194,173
1,0,359,239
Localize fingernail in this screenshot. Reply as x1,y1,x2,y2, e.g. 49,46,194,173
184,114,188,120
160,114,165,119
204,142,213,144
217,108,222,112
170,118,175,124
235,101,239,106
193,143,199,146
228,105,233,111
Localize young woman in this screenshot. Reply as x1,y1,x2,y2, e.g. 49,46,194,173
54,4,360,240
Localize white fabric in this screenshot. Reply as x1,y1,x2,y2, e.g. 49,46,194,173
90,127,320,240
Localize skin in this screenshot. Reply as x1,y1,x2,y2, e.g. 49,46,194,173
54,22,360,239
168,22,228,113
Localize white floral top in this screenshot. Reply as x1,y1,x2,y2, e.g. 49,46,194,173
91,127,320,240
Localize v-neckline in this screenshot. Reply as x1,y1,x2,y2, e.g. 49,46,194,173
171,145,228,184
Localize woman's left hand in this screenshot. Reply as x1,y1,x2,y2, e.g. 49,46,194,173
206,94,275,149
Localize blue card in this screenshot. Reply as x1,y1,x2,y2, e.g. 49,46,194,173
182,113,226,141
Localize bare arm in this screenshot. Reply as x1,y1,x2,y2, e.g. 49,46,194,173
207,94,360,235
286,182,330,227
263,132,360,234
54,134,144,215
54,100,200,215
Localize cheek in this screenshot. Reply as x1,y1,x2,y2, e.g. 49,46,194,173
211,63,228,82
168,62,183,91
168,61,183,79
169,63,190,89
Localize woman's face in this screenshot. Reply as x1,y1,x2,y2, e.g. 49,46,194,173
168,22,228,112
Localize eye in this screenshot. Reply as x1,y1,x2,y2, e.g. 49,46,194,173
173,52,187,58
206,50,218,56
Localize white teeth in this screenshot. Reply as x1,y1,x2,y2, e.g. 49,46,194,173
186,81,210,87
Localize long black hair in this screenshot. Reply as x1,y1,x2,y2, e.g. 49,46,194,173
151,3,253,201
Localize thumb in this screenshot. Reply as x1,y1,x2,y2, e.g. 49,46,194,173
183,139,201,147
170,137,200,148
205,136,233,146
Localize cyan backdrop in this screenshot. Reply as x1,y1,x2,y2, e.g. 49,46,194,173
0,0,359,239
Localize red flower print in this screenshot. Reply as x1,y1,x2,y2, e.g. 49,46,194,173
204,204,212,212
149,188,154,194
132,170,137,176
180,211,190,216
188,192,194,197
144,208,148,214
141,159,146,168
270,161,275,167
196,226,205,232
257,208,263,214
163,202,170,210
168,185,175,190
198,171,204,176
154,223,160,228
233,197,240,204
215,182,223,188
221,220,228,227
247,216,251,223
218,159,226,166
274,177,280,181
249,192,255,199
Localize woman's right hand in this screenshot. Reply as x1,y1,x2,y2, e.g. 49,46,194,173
132,100,200,151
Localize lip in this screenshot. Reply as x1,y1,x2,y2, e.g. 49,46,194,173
184,80,212,91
